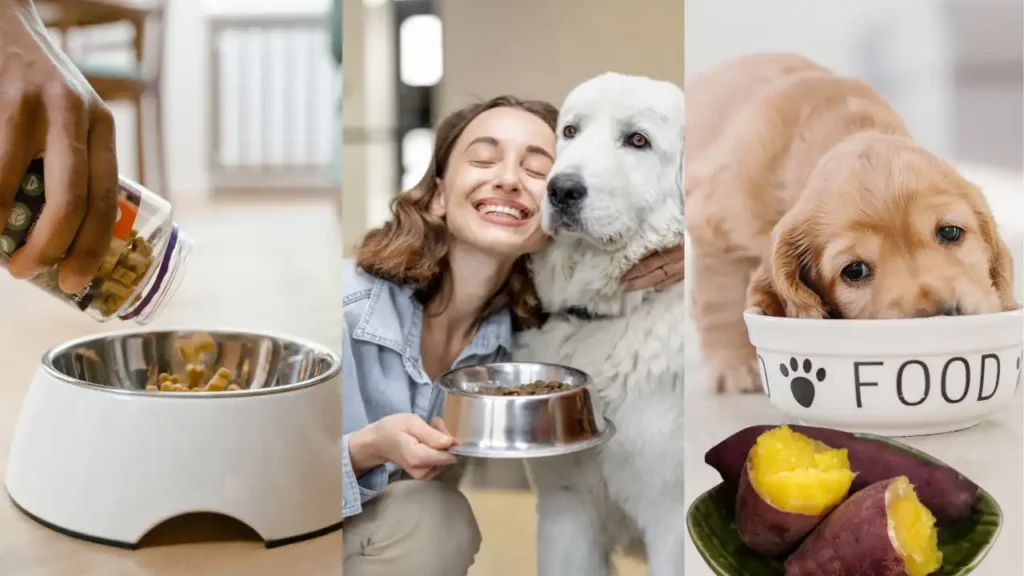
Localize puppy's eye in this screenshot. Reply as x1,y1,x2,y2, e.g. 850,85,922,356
562,125,577,139
626,132,649,149
840,261,872,282
937,225,963,244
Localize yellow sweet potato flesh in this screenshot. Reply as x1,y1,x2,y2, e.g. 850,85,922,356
887,476,942,576
750,425,855,515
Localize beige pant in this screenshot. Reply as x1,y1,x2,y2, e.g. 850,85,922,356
342,477,482,576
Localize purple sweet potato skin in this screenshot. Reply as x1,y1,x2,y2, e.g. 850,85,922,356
784,479,907,576
705,424,978,522
736,459,828,556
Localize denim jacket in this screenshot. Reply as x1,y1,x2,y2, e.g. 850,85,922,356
341,259,513,519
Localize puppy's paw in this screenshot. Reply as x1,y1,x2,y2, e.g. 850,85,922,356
708,360,763,394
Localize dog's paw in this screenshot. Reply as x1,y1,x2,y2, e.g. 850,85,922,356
708,360,763,394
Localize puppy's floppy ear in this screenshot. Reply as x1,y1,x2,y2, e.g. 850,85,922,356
753,212,829,319
746,260,787,318
971,193,1019,310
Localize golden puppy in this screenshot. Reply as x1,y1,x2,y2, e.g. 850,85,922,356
686,54,1018,394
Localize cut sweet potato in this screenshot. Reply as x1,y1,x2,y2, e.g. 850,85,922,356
736,425,856,555
705,424,978,522
785,476,942,576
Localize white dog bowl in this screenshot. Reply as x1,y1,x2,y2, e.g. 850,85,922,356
5,329,342,549
744,308,1023,437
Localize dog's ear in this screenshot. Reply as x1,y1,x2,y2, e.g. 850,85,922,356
746,260,787,317
757,213,830,319
971,194,1019,311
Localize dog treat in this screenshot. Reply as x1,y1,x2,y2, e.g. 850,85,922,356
146,335,244,393
475,380,576,396
89,231,156,318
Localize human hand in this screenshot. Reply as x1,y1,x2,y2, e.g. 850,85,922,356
349,414,459,480
0,1,118,294
621,242,685,293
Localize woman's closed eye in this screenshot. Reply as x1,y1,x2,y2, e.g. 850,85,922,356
524,160,551,179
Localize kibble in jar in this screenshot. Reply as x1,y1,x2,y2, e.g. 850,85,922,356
0,159,192,324
475,380,576,396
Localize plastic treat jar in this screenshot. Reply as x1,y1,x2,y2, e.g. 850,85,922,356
0,158,192,324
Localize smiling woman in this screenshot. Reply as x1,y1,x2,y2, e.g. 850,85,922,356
341,94,684,576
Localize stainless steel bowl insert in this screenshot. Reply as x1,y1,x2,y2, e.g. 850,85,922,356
429,362,614,458
42,329,339,397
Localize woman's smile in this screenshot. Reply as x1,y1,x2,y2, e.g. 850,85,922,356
473,197,534,227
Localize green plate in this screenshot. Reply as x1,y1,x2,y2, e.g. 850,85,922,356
686,433,1003,576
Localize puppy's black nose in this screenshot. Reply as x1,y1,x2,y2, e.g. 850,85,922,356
547,173,588,207
939,303,963,316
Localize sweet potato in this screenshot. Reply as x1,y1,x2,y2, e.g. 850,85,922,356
785,476,942,576
735,426,856,555
705,424,978,522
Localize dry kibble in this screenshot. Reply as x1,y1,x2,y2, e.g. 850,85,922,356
476,379,577,396
145,334,241,394
185,364,206,388
88,230,158,318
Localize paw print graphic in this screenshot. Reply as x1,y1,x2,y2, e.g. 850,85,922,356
780,357,825,408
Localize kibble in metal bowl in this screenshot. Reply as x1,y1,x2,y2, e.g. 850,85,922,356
474,379,576,396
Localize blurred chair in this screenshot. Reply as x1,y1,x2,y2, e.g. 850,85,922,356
73,1,170,199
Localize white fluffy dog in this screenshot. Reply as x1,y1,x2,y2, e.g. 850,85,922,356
515,72,686,575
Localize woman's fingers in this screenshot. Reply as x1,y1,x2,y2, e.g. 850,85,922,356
654,257,685,291
429,416,449,434
621,243,685,292
8,85,89,284
59,105,117,294
0,96,34,238
405,415,454,449
404,442,458,469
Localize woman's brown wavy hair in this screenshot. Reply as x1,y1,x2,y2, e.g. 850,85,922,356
356,95,560,331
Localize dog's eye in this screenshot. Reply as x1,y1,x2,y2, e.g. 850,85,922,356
562,125,578,139
626,132,649,149
937,225,964,244
840,261,872,282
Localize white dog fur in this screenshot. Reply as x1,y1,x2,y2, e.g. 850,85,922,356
515,72,686,576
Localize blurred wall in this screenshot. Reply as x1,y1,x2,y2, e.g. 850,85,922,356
685,0,1022,173
437,0,684,116
341,0,685,256
98,0,331,198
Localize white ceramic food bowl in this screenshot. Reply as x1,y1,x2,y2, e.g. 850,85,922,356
744,308,1023,437
4,329,342,549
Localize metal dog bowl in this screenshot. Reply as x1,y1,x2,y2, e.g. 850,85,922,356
6,329,342,549
429,362,615,458
45,330,336,395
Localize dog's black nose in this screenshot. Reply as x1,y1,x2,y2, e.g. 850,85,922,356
938,303,963,316
547,173,588,207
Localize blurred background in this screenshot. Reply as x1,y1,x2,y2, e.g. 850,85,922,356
340,0,684,257
0,1,344,573
686,0,1023,175
342,0,681,574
